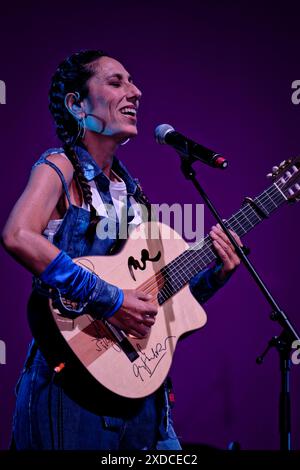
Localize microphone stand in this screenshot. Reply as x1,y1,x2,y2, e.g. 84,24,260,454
179,153,300,451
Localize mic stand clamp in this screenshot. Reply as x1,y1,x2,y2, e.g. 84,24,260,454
178,153,299,451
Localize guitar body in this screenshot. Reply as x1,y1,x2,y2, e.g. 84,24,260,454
28,221,206,399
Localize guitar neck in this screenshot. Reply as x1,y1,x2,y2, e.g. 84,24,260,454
157,182,287,305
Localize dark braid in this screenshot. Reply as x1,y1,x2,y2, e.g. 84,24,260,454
63,143,100,239
49,50,108,240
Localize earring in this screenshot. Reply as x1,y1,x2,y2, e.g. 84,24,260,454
120,138,130,146
80,114,87,139
73,114,86,144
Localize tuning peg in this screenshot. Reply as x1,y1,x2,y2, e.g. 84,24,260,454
279,161,286,167
266,173,273,178
272,166,279,173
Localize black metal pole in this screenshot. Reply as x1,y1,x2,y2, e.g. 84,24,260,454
279,335,292,451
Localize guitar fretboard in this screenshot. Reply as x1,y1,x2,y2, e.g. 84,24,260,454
157,182,287,305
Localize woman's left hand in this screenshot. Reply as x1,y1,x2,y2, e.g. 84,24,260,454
209,224,243,282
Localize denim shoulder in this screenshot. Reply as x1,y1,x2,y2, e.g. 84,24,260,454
31,148,65,170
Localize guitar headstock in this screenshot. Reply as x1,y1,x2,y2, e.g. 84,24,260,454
267,157,300,202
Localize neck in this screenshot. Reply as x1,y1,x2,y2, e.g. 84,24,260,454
82,132,120,178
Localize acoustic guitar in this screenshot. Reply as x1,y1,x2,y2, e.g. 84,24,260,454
28,158,300,398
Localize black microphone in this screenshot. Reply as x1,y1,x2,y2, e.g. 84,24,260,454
155,124,228,169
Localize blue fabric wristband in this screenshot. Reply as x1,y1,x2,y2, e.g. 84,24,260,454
189,263,229,305
39,250,122,318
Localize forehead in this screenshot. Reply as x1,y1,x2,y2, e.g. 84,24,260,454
92,56,130,80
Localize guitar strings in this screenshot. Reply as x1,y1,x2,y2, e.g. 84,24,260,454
155,186,285,300
141,204,280,301
134,184,285,302
153,186,284,300
139,186,283,299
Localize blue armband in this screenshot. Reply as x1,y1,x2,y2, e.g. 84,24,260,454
39,250,123,319
189,263,229,305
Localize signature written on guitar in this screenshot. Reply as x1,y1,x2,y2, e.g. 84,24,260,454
92,336,121,354
132,336,176,381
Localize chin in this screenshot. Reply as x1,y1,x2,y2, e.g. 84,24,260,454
118,127,138,141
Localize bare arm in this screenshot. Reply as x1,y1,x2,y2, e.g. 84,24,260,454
1,154,74,276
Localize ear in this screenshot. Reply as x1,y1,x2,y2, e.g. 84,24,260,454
64,92,85,120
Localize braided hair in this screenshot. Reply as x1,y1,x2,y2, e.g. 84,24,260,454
49,50,108,239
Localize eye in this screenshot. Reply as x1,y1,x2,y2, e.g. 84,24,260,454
110,82,121,88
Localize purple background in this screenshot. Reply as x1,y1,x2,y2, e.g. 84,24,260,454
1,0,300,450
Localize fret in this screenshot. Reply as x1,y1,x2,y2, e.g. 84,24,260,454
157,183,287,305
226,204,261,236
241,210,254,228
228,214,248,236
255,185,286,216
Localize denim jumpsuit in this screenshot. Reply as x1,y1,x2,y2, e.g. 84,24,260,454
12,145,224,450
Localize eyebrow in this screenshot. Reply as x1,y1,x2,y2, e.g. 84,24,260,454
107,73,133,82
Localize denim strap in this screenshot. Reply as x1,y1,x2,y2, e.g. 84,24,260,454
32,157,72,207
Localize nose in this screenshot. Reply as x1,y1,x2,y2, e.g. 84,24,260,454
127,82,142,103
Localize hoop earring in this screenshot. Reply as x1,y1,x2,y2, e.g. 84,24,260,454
120,138,130,146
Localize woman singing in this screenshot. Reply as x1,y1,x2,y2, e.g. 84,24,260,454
2,49,241,450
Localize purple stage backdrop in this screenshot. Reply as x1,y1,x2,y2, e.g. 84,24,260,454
1,0,300,450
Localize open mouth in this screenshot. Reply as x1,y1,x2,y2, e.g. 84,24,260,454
119,107,137,118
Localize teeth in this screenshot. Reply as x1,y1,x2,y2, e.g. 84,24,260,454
120,107,136,116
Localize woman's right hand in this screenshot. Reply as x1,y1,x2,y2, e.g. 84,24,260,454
107,289,158,339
